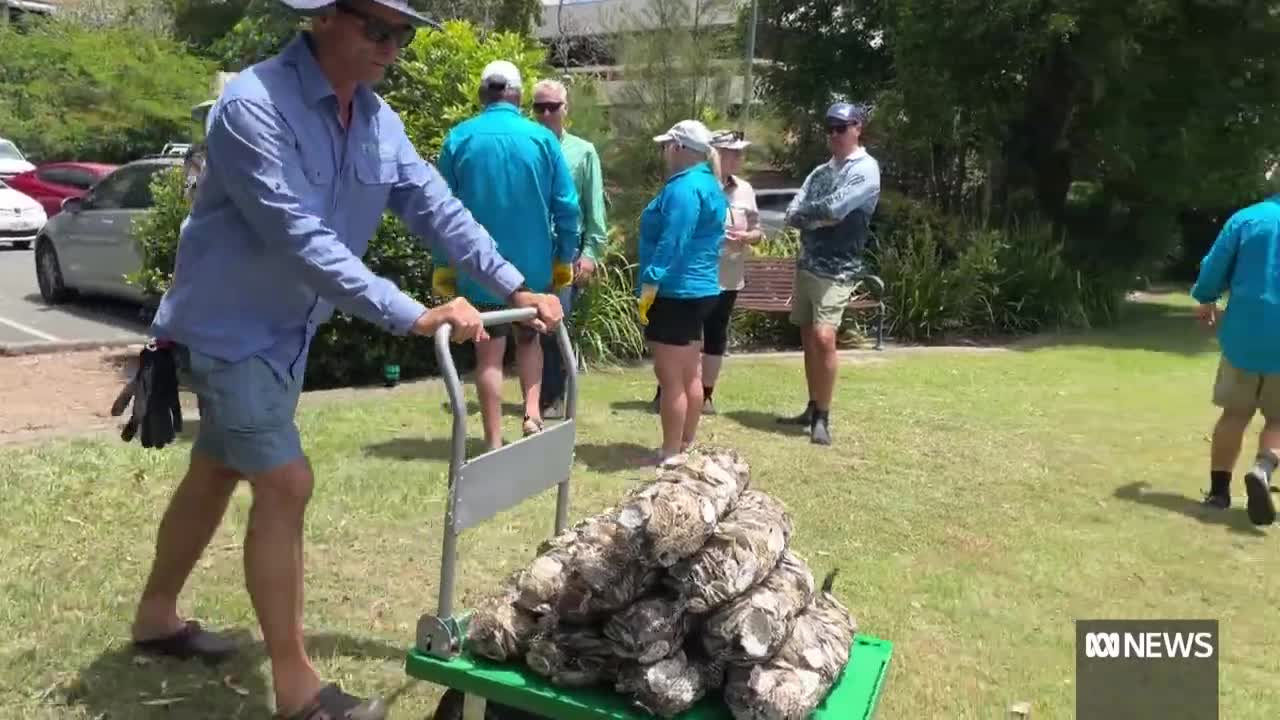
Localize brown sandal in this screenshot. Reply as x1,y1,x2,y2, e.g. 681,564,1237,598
522,416,544,436
131,620,237,666
276,683,386,720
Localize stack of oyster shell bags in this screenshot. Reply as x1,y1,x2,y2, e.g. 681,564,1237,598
465,447,859,720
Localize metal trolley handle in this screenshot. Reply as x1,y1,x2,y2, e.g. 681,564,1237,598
418,307,578,658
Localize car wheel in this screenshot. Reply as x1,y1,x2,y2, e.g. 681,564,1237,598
12,240,30,250
35,237,71,304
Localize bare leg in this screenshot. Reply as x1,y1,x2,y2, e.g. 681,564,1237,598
701,353,724,391
1210,409,1251,473
474,337,508,450
244,457,322,717
683,345,705,448
133,452,241,640
652,342,688,458
811,324,840,411
799,325,818,404
516,331,544,428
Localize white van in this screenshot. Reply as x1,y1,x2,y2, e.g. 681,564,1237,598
0,137,36,180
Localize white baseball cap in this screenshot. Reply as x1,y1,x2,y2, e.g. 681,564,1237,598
653,120,714,154
481,60,522,89
710,129,751,150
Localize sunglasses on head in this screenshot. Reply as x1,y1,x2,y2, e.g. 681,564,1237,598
532,101,564,114
336,2,416,49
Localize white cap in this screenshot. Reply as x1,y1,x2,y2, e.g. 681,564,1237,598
481,60,522,90
710,129,751,150
653,119,714,154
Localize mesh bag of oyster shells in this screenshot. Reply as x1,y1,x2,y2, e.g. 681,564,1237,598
699,550,816,680
723,571,859,720
665,489,794,615
525,620,622,688
615,647,718,718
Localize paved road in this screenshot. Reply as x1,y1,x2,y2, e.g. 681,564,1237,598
0,245,149,349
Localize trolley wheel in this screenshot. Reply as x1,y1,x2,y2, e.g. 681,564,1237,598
431,688,549,720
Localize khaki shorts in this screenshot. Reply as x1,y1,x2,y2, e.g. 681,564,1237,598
1213,355,1280,418
789,269,854,328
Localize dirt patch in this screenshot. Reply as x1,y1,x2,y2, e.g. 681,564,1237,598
0,346,143,446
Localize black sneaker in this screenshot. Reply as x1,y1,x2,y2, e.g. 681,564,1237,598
1244,468,1277,525
810,416,831,445
1202,491,1231,509
778,401,815,426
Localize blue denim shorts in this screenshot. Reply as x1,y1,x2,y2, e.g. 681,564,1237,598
177,346,306,476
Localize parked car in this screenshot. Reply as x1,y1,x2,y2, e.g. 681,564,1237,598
0,177,47,249
0,137,36,180
34,156,181,306
6,161,118,219
754,187,801,238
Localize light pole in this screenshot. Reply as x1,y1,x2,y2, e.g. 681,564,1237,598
741,0,758,126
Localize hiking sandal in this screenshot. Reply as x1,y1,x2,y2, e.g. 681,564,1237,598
131,620,237,665
522,416,544,436
276,683,387,720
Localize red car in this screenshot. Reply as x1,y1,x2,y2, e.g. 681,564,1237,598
6,161,118,218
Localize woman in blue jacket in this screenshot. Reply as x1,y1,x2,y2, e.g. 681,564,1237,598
636,120,728,463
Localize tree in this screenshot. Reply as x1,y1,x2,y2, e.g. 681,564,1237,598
0,19,215,163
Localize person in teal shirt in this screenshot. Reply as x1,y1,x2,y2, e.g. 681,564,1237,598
530,78,610,418
433,60,580,448
1191,193,1280,524
636,119,727,464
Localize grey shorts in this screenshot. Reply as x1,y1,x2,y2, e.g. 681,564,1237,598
177,346,306,476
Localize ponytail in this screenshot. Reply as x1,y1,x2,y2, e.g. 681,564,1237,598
705,146,723,185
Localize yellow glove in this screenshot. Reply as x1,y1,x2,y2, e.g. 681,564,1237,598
637,284,658,326
552,262,574,292
432,266,456,299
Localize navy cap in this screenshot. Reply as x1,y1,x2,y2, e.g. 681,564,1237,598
278,0,440,28
826,102,866,126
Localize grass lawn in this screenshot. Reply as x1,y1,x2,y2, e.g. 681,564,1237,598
1,290,1276,719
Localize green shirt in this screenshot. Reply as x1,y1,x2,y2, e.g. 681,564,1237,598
560,131,608,261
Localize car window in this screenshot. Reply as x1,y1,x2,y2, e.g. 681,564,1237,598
87,167,140,210
755,192,797,211
121,165,169,209
36,167,72,186
0,141,23,162
66,168,102,190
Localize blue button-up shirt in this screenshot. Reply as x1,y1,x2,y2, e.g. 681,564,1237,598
150,33,524,381
435,102,579,306
1191,195,1280,373
637,161,726,299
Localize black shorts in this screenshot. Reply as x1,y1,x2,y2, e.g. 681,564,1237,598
645,295,720,346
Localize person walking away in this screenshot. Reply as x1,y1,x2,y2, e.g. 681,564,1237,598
649,129,763,415
776,102,881,446
124,3,563,718
433,61,580,448
1192,192,1280,525
637,120,727,464
530,78,609,419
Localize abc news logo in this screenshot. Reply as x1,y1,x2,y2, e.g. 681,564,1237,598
1084,630,1215,660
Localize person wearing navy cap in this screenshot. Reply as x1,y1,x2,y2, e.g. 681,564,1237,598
120,1,563,717
776,101,881,446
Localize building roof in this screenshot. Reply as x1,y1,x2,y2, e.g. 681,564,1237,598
535,0,739,40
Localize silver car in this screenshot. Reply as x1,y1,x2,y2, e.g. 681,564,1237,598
34,156,181,307
754,187,800,238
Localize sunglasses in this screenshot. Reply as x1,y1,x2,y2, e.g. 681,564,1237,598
532,101,564,114
336,2,416,49
826,124,851,135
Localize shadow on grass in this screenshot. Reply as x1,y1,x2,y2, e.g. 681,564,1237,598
1011,295,1220,357
437,400,527,416
57,631,416,720
1112,482,1267,537
722,410,809,438
609,399,655,414
363,435,489,462
574,442,653,473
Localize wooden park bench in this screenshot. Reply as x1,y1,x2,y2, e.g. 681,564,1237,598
736,257,887,350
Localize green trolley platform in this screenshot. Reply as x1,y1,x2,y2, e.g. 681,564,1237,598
404,308,893,719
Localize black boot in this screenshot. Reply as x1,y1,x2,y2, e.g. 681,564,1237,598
1202,471,1231,509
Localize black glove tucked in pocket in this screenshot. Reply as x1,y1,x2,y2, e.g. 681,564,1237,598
111,342,183,449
